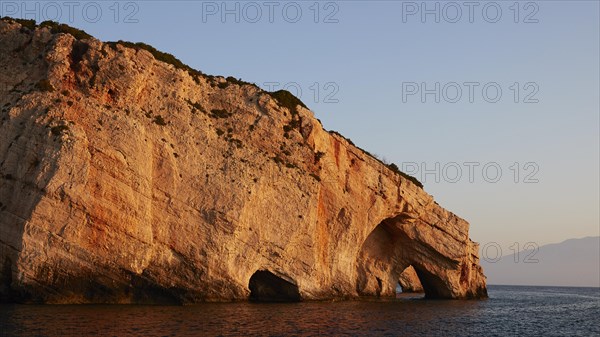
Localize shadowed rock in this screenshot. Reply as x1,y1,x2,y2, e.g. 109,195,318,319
398,266,424,293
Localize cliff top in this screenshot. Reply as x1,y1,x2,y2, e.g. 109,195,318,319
0,16,423,189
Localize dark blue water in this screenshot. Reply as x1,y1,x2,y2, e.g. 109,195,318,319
1,285,599,336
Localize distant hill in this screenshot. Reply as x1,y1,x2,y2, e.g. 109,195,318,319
482,237,600,287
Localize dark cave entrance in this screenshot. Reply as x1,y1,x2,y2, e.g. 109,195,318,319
411,266,452,299
248,270,301,302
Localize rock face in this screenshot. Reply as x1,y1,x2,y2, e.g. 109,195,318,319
398,266,424,293
0,19,487,304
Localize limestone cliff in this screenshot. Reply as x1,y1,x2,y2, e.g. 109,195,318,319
0,18,487,304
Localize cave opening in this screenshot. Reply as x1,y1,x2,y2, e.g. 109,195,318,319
355,218,408,298
248,270,301,302
411,265,452,299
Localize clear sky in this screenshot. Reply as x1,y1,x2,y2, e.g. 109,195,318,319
4,0,598,253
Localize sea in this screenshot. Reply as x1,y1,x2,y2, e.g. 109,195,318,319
1,285,598,336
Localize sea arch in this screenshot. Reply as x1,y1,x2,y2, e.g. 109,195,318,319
355,215,459,299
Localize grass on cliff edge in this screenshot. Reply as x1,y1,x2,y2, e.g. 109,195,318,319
1,17,92,40
269,90,308,116
1,17,423,190
329,131,423,188
106,40,199,76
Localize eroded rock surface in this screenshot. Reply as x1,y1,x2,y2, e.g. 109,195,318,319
398,266,424,293
0,19,487,303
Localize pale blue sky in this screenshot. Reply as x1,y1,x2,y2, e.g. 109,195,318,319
5,0,598,251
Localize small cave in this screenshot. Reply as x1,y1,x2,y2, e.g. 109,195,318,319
248,270,301,302
412,266,452,299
